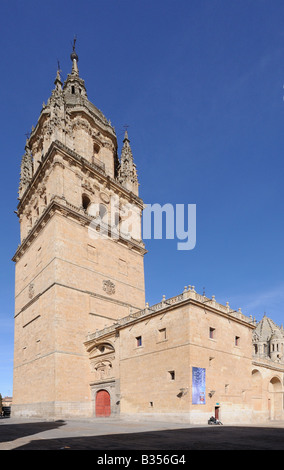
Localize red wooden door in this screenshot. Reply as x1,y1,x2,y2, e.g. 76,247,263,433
215,406,220,420
96,390,111,417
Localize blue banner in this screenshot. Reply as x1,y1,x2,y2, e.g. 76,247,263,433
192,367,206,404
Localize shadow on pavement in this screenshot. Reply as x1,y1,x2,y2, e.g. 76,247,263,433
9,425,284,450
0,420,66,443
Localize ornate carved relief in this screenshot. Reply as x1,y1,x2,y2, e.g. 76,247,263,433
92,360,113,381
82,179,95,194
103,280,115,295
100,192,110,204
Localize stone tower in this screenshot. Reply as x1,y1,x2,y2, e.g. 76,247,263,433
12,44,146,418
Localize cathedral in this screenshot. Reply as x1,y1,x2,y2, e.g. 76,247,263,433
12,45,284,423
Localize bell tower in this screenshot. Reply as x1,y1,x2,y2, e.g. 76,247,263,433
12,44,146,418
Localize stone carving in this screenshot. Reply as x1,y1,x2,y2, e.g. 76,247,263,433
28,283,35,299
100,192,110,204
103,280,115,295
93,360,113,380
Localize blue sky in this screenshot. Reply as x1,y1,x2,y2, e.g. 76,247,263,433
1,0,284,397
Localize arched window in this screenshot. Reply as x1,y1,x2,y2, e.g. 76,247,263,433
93,142,100,155
99,204,108,223
82,194,91,211
92,142,100,165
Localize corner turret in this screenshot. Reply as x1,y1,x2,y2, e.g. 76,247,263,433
117,130,139,195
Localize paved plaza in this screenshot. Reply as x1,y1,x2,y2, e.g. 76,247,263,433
1,417,284,451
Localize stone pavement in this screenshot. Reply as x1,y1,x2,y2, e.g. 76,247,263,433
1,417,284,451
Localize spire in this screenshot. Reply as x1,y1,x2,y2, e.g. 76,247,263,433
123,129,130,143
70,36,79,76
122,128,132,156
54,60,63,89
117,129,139,195
63,37,87,98
47,60,64,106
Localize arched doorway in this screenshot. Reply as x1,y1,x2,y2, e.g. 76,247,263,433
251,369,262,411
268,377,282,420
96,390,111,417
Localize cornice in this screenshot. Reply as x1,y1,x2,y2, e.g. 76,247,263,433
65,101,116,140
252,358,284,372
12,197,147,262
17,140,144,215
86,291,255,344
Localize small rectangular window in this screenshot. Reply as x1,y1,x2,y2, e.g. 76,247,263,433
87,244,97,263
209,356,214,367
168,370,175,380
158,328,167,341
235,336,240,346
119,258,127,275
209,327,215,339
136,336,142,347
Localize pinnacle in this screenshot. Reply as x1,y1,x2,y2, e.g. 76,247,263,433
123,129,130,142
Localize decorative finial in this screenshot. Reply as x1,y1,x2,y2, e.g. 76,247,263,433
70,36,79,62
70,36,79,75
123,125,130,142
